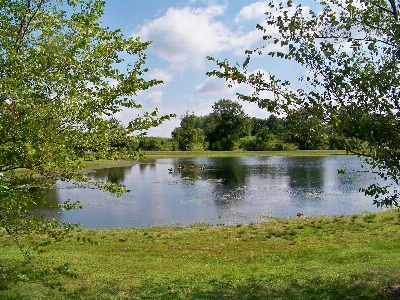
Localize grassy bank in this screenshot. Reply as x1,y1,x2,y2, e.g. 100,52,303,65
81,159,138,171
1,210,399,299
143,150,348,159
79,150,349,170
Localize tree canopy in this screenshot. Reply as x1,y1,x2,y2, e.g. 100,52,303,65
207,0,400,208
169,105,338,151
172,111,204,151
0,0,173,259
204,99,251,150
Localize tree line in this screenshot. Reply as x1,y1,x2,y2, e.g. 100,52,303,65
169,99,344,151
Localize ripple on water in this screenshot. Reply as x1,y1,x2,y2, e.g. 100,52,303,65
32,155,387,228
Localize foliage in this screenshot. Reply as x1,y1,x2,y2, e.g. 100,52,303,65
137,136,161,151
244,115,297,150
0,0,174,260
110,136,174,152
172,111,205,150
170,109,341,151
207,0,400,207
284,108,330,150
250,115,285,136
204,99,251,150
239,134,296,151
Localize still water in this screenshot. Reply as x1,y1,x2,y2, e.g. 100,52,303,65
35,155,385,228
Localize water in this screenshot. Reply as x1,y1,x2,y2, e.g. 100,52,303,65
34,155,385,228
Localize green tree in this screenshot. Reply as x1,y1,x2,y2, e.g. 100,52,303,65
208,0,400,207
250,115,285,136
171,111,204,150
284,108,329,150
0,0,174,260
205,99,251,150
138,136,161,151
250,117,269,136
245,117,278,151
266,114,284,136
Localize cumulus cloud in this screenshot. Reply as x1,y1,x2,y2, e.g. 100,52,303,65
234,1,271,23
132,2,304,72
132,5,236,70
146,90,163,104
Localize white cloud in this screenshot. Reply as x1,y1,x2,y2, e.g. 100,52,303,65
231,28,274,55
234,1,270,23
195,68,271,95
195,76,233,95
131,2,301,72
251,68,270,82
146,90,163,104
233,2,309,55
241,100,271,118
132,5,236,70
146,68,173,83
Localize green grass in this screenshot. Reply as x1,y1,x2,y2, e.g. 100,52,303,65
81,159,137,170
143,149,348,159
1,210,399,299
78,150,349,170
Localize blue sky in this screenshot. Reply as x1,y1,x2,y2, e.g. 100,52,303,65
99,0,319,137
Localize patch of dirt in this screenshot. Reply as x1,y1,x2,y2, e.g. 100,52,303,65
384,284,400,299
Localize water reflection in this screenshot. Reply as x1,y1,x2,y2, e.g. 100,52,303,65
87,166,133,183
31,155,386,228
28,187,64,221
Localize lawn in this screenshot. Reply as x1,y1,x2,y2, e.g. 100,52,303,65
0,210,399,299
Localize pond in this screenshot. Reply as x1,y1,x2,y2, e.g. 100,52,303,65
34,155,385,228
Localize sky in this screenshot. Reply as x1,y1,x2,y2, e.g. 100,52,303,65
99,0,320,137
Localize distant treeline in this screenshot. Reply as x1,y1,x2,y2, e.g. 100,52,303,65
127,99,345,152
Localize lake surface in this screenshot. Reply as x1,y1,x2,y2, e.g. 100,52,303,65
34,155,385,228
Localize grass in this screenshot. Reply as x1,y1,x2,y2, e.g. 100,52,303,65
81,150,349,170
143,150,348,159
1,210,399,299
81,159,137,171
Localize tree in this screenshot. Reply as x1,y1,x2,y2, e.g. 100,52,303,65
171,111,204,150
208,0,400,207
0,0,174,261
250,115,285,136
205,99,251,150
284,108,329,150
250,117,269,136
266,114,284,136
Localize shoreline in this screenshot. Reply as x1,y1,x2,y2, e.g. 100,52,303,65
82,150,349,171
